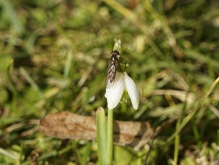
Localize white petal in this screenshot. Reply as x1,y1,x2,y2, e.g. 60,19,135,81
124,73,139,110
105,72,124,110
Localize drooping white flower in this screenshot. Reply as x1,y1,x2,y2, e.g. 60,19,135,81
105,72,139,110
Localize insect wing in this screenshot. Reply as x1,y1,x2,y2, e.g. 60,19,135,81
106,64,116,88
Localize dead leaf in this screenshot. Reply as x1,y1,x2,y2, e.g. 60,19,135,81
39,111,156,150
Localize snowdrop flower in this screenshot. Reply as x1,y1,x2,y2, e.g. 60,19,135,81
105,72,139,110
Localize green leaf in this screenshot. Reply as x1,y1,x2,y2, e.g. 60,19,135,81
96,107,107,165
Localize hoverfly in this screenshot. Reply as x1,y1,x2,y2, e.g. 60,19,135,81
106,50,120,88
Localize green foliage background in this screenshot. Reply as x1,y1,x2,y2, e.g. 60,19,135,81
0,0,219,164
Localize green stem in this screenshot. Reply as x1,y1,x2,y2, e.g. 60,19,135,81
107,109,113,165
173,134,180,165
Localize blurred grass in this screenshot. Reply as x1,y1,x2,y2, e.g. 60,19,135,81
0,0,219,164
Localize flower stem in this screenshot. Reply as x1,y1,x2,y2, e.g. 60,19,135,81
106,109,113,165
